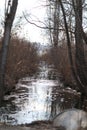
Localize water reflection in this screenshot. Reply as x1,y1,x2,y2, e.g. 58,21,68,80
0,62,80,125
0,63,58,125
51,86,80,118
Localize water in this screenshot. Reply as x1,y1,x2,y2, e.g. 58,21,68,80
0,62,80,125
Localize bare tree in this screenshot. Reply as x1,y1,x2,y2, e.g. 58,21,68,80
72,0,87,87
0,0,18,101
47,0,87,109
46,0,61,46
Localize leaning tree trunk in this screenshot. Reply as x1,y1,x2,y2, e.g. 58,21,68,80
74,0,87,88
59,0,85,91
0,0,18,102
73,0,87,109
59,0,87,109
72,0,87,93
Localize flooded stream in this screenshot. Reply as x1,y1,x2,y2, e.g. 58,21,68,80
0,62,80,125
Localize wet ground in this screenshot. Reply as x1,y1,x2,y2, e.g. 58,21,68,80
0,120,65,130
0,62,80,126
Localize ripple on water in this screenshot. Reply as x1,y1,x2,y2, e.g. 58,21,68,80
0,63,79,125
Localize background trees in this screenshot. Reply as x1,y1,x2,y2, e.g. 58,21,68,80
0,0,39,103
46,0,87,108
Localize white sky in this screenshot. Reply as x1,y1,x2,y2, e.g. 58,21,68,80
0,0,47,43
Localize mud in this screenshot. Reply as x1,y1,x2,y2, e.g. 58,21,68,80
0,121,57,130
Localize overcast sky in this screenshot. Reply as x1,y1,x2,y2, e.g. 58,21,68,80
0,0,47,43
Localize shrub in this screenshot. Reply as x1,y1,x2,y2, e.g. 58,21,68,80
2,37,39,90
48,43,75,86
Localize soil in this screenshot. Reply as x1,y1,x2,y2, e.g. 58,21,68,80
0,120,65,130
1,120,87,130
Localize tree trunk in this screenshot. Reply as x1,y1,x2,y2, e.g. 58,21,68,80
0,0,18,101
53,0,60,46
59,0,84,90
0,24,11,95
74,0,87,91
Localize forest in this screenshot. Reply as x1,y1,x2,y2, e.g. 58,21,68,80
0,0,87,130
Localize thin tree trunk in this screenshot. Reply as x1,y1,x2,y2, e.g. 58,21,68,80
53,0,60,46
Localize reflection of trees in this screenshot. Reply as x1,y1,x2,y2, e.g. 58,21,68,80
51,86,80,118
48,69,58,80
1,114,18,125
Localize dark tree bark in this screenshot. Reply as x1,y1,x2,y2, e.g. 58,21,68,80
53,0,60,46
59,0,87,109
0,0,18,101
59,0,87,95
72,0,87,108
73,0,87,90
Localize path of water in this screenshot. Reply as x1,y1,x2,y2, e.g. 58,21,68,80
0,62,79,125
0,62,60,125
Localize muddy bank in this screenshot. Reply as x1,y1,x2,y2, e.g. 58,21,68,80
0,121,64,130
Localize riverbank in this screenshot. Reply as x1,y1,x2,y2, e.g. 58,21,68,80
0,121,57,130
0,37,39,104
0,63,59,125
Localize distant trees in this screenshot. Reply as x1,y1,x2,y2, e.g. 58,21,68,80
0,0,18,100
5,38,39,90
46,0,87,108
46,0,61,46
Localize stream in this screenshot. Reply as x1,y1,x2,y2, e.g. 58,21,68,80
0,62,80,125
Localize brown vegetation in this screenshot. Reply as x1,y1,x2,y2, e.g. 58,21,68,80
40,43,75,87
0,37,39,91
50,44,73,85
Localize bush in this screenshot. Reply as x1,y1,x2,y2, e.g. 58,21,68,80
3,37,39,90
48,43,75,86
